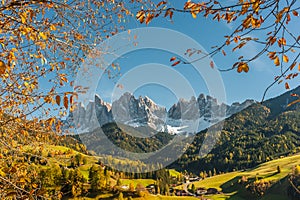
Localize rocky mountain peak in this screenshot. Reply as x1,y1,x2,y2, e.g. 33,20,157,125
65,93,255,134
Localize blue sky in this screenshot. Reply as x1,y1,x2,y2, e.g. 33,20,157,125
76,1,300,109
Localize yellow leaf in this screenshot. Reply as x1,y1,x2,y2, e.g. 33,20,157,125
39,32,47,40
21,12,27,24
237,62,249,73
252,1,260,13
0,60,6,75
191,12,197,19
274,56,280,66
283,54,289,63
50,24,56,31
24,81,29,88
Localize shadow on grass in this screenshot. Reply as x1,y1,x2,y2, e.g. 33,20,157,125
218,176,255,200
216,174,290,200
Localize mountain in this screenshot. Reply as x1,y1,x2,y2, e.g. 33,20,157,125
169,86,300,173
65,93,255,134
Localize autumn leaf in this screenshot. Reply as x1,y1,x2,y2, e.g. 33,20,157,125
20,12,27,24
63,95,68,109
170,57,176,62
283,54,289,63
171,60,181,66
191,12,197,18
285,82,290,89
50,24,57,31
157,1,167,7
289,62,296,70
291,93,299,97
222,49,226,56
274,56,280,66
136,11,145,23
0,60,6,75
292,10,299,16
237,62,249,73
39,32,47,40
55,95,61,106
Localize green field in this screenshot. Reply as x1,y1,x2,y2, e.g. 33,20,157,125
30,144,300,200
190,154,300,199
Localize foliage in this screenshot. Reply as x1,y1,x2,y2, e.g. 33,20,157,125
0,0,149,198
138,0,300,101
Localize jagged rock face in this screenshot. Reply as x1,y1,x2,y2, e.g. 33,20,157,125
111,93,166,129
168,95,232,121
168,97,200,120
65,93,255,134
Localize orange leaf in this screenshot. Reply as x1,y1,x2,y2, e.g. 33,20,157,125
0,60,6,75
283,54,289,63
285,82,290,89
171,61,181,67
274,56,280,66
157,1,166,7
237,62,249,73
291,93,299,97
55,95,61,106
170,57,176,62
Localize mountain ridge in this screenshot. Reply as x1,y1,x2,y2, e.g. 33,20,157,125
65,92,255,134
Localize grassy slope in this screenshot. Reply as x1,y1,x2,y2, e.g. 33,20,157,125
190,154,300,200
31,144,299,200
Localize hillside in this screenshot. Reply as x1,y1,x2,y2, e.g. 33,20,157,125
170,86,300,173
187,153,300,200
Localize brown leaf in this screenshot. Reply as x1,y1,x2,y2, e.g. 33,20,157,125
222,49,226,56
290,62,296,70
292,10,299,16
63,95,68,109
285,82,290,89
55,95,61,106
